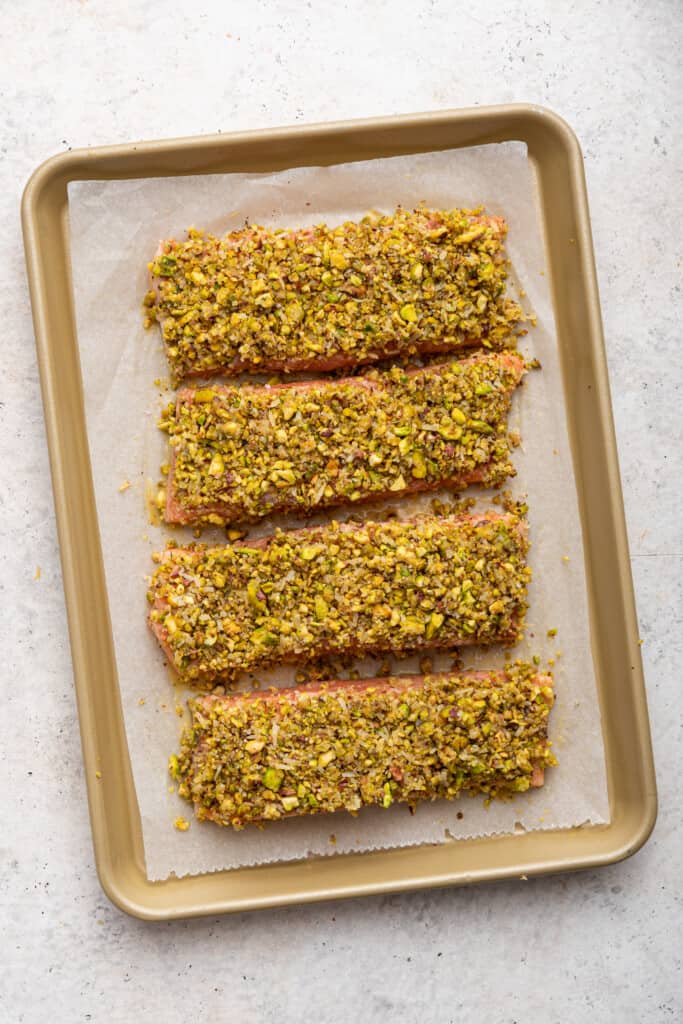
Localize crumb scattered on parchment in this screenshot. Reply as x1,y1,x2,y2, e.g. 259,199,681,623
138,697,146,706
562,554,569,563
174,817,190,832
95,771,102,780
118,479,132,493
34,565,41,580
175,703,184,717
329,833,337,846
145,479,164,525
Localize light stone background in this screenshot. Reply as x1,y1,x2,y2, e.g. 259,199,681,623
2,1,681,1021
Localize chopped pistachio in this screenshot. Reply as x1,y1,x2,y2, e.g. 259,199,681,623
329,250,348,270
411,452,427,479
262,767,284,791
246,581,267,613
425,611,444,640
244,739,265,754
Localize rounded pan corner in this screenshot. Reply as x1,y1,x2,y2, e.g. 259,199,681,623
94,855,168,922
22,148,82,214
608,791,658,867
506,102,586,159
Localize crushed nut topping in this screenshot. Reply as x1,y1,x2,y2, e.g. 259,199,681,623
172,666,555,828
149,512,531,686
147,207,523,381
163,352,524,525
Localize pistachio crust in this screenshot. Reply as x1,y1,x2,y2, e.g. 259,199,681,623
149,512,531,686
164,351,525,526
172,666,555,828
147,207,523,381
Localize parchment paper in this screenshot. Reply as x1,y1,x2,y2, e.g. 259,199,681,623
68,143,609,880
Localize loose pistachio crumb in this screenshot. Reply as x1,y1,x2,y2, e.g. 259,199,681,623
174,816,190,831
147,207,523,382
119,479,132,493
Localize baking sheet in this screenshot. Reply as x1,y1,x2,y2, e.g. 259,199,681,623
68,143,609,881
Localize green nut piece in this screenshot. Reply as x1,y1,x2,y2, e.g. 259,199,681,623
262,767,284,791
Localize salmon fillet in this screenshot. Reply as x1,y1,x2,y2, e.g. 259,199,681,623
145,207,523,382
164,351,525,527
149,511,531,687
172,667,555,828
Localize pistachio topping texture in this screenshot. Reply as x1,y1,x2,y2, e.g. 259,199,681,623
172,667,555,828
147,207,523,381
149,512,531,686
164,352,525,526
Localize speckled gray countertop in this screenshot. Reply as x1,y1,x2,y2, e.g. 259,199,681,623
2,2,681,1021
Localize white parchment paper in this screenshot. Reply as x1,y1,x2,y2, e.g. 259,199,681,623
68,144,609,880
